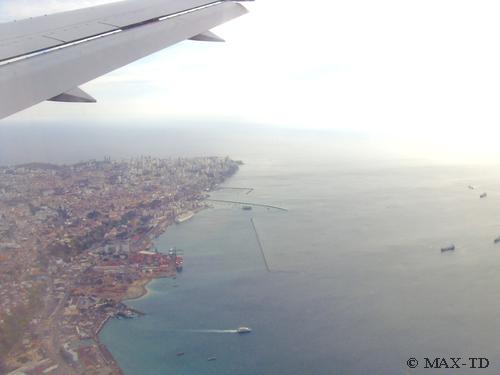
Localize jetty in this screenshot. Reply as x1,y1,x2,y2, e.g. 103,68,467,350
206,199,288,212
125,306,146,316
251,218,271,272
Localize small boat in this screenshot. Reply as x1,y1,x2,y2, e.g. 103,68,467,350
176,352,185,357
116,311,137,319
494,237,500,244
441,244,455,252
468,185,475,190
242,206,253,211
207,357,217,361
237,326,252,334
480,193,487,198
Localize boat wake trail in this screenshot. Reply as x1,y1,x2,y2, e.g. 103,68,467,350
174,329,238,334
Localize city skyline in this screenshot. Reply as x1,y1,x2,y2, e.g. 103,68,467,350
2,0,500,162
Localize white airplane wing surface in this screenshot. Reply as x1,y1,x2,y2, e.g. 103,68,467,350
0,0,250,119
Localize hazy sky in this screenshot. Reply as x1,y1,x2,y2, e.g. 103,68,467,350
2,1,500,162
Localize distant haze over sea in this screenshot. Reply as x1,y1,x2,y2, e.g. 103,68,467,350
0,121,416,167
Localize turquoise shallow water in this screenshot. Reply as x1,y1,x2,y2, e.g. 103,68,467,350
100,158,500,375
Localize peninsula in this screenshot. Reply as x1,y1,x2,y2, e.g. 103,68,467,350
0,156,241,375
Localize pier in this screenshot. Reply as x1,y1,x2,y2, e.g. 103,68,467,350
217,187,254,195
95,314,113,336
207,199,288,212
125,306,146,316
251,218,271,273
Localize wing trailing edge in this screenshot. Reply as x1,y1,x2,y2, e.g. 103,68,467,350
0,0,250,120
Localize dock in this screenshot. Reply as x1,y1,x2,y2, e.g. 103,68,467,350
126,306,146,316
95,314,113,336
206,199,288,212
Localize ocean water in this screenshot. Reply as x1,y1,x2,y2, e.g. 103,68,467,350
99,149,500,374
2,122,500,374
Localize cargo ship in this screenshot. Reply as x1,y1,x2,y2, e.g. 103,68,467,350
175,211,194,224
441,244,455,252
175,256,184,272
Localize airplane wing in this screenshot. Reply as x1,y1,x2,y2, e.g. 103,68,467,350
0,0,251,120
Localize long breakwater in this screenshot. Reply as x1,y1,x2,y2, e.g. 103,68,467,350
206,199,288,212
250,218,271,272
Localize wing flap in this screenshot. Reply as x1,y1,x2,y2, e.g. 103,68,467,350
0,35,62,61
100,0,216,28
0,1,248,119
0,0,221,61
44,22,117,43
0,2,126,40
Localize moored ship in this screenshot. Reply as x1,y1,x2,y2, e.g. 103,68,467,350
441,244,455,252
175,211,194,224
175,256,184,272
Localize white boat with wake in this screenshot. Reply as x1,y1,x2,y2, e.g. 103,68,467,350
237,326,252,334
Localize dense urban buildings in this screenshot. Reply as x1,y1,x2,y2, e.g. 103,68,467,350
0,156,240,374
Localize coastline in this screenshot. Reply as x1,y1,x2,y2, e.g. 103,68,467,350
94,275,165,375
95,273,165,374
123,277,153,302
96,211,193,374
1,156,242,375
95,180,237,374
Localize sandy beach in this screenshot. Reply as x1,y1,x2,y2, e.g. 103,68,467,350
123,277,153,301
